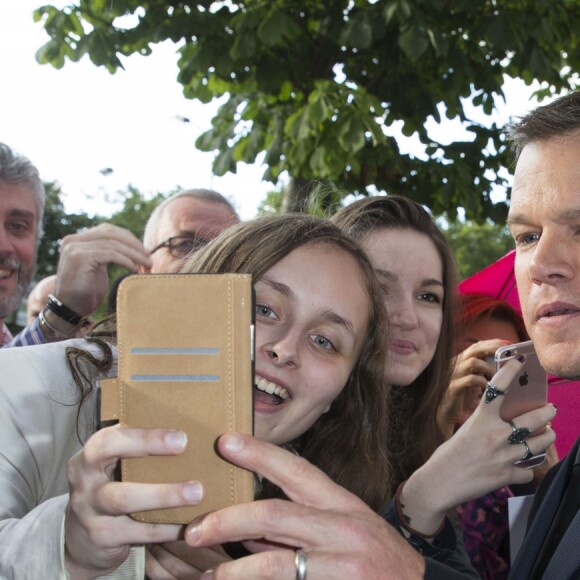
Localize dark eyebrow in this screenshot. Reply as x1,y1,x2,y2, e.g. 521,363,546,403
558,208,580,221
507,210,534,228
258,277,357,340
176,231,205,237
9,209,35,220
506,213,524,228
375,268,443,289
320,309,357,340
259,277,295,300
508,207,580,227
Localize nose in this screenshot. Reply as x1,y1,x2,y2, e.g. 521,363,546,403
263,332,300,368
388,296,419,331
528,232,575,286
0,225,13,253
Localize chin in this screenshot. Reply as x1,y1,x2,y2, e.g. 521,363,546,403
254,425,288,446
544,359,580,380
253,425,268,442
386,371,419,388
536,340,580,380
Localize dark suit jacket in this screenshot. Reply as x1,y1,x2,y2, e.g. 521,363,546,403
509,435,580,580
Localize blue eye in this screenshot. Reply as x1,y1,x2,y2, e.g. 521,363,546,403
256,304,276,319
516,233,540,246
311,334,334,350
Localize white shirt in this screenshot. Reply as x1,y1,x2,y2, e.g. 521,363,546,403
0,339,143,579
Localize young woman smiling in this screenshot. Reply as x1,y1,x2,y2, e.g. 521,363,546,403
332,196,556,574
0,214,391,579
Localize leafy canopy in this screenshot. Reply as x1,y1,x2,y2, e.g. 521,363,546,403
34,0,580,220
442,218,514,280
38,181,102,278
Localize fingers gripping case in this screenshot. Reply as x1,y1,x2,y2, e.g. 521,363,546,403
99,274,255,524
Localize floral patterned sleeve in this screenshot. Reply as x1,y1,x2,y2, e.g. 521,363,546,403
456,486,513,580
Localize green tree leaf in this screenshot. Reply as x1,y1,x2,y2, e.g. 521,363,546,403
33,0,580,218
398,24,429,61
442,219,514,280
341,12,373,50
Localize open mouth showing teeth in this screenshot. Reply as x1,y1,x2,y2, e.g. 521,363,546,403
255,377,289,405
0,269,12,279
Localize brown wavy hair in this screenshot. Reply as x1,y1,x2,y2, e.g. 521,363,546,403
69,214,392,511
332,195,458,492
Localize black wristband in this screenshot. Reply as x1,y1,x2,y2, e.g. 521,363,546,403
45,293,84,326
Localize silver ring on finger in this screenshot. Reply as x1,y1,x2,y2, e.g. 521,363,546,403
520,440,534,461
484,381,506,404
295,549,308,580
508,419,531,445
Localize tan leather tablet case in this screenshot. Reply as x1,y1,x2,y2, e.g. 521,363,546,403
100,273,255,524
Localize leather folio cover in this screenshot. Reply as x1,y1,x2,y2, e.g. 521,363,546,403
100,273,255,524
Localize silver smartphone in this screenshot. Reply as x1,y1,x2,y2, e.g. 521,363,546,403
494,340,548,468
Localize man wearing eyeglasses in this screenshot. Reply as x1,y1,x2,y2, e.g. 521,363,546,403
5,164,238,346
141,189,239,274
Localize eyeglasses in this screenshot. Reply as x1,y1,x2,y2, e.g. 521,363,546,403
149,235,210,259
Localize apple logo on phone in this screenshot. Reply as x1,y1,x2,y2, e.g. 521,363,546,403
519,371,529,387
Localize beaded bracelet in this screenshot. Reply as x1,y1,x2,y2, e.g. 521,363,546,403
45,293,84,326
395,480,445,540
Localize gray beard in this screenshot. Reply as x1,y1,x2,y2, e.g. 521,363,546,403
0,256,35,320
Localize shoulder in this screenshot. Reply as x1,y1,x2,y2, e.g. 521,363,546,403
535,437,579,503
0,337,87,363
527,437,580,525
0,338,108,376
1,336,76,369
0,339,113,410
1,340,80,390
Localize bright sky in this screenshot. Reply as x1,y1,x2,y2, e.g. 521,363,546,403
1,1,275,220
1,2,544,221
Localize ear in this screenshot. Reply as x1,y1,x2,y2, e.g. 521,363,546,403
323,402,332,414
